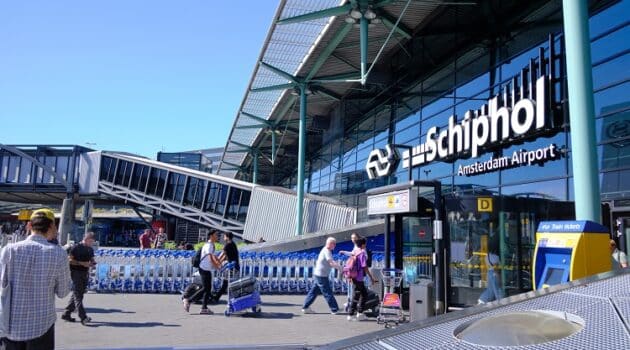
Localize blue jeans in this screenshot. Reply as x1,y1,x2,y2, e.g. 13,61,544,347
302,275,339,312
479,269,504,303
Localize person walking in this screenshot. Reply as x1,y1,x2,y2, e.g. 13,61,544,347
61,232,96,325
154,227,167,249
192,231,221,314
347,237,377,321
212,232,240,303
478,242,504,304
301,237,342,314
0,209,71,350
139,229,153,249
611,239,628,270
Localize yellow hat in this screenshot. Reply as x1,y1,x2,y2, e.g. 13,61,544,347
30,208,55,221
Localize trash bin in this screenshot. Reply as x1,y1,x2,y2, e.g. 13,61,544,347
409,279,434,322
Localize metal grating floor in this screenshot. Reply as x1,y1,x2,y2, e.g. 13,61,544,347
321,271,630,349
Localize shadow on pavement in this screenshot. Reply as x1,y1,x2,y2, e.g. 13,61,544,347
85,321,180,328
262,302,300,307
241,312,294,319
85,308,135,314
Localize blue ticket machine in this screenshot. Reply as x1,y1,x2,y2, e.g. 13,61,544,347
533,220,611,290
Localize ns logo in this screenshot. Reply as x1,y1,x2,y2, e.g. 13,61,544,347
365,145,399,180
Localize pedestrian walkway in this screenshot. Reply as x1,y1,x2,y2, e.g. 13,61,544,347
55,293,380,349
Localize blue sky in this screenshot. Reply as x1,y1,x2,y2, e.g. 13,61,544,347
0,0,277,158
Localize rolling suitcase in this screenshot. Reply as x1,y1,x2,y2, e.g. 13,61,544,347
364,289,380,316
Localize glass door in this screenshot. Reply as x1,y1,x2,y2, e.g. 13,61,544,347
401,216,433,286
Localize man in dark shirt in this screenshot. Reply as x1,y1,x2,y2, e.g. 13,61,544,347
61,232,96,325
211,232,240,302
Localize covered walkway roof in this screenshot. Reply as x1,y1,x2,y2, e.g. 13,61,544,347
219,0,612,185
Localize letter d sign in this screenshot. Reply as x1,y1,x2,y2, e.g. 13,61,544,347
477,197,493,212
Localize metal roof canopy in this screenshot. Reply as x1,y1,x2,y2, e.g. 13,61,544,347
219,0,613,185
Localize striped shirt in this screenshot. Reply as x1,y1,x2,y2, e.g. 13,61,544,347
0,234,71,341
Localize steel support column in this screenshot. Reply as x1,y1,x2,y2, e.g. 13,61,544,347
58,196,74,245
271,130,277,165
360,16,369,85
562,0,601,222
82,199,93,237
252,150,258,185
296,85,307,236
384,214,391,269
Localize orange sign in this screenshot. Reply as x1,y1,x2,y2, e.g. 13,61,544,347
18,209,32,221
382,293,401,307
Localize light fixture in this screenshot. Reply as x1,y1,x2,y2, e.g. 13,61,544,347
290,86,312,96
370,17,381,25
345,16,356,24
349,8,362,20
364,7,377,20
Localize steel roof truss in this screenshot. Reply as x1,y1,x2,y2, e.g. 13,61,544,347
276,3,353,25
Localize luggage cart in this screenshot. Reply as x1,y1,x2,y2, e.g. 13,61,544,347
377,268,405,327
223,262,262,316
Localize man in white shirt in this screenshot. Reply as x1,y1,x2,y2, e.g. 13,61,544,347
301,237,341,314
197,231,221,314
0,209,71,349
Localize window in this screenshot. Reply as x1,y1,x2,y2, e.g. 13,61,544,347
100,157,114,181
130,164,149,191
205,182,219,213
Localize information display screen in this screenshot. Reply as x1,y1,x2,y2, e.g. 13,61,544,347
544,267,566,285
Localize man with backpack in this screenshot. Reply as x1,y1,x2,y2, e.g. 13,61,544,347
346,237,378,321
183,231,221,314
301,237,341,314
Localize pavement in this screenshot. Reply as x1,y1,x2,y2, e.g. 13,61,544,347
55,292,382,349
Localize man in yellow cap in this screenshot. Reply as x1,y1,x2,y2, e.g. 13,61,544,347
0,209,71,350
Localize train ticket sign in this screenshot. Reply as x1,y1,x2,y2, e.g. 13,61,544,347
367,188,418,215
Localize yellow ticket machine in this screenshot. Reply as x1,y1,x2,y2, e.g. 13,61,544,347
533,221,611,290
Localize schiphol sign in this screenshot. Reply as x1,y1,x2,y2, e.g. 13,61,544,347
366,72,556,180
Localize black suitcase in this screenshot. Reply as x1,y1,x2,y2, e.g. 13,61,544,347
363,289,380,317
228,276,257,298
184,283,204,303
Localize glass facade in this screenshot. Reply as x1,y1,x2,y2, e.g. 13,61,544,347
0,148,80,187
280,1,630,306
157,152,212,173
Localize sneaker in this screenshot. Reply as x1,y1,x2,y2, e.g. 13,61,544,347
183,298,190,313
61,314,76,323
347,314,356,321
199,308,213,315
356,313,367,321
301,307,315,314
80,317,92,326
331,310,338,315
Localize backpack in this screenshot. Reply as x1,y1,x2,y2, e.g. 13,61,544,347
343,254,361,279
191,249,202,268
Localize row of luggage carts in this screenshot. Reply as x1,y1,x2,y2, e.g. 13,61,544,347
88,249,402,294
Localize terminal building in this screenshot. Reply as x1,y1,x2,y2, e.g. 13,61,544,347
218,0,630,306
0,0,627,311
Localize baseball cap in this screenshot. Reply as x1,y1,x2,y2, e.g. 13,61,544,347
30,208,56,221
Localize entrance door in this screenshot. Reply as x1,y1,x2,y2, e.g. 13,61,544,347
401,216,433,286
613,214,630,253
